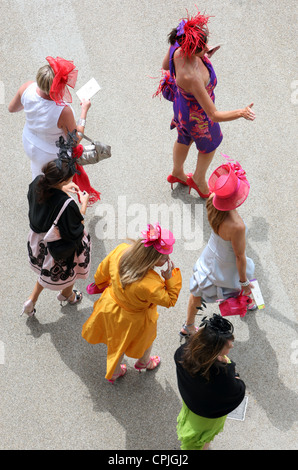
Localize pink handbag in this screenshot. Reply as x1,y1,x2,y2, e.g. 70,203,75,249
218,291,253,317
86,282,108,295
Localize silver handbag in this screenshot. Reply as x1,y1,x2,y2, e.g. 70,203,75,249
77,132,111,165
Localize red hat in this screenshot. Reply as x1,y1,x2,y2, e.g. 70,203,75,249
208,156,250,211
46,56,78,105
141,223,175,254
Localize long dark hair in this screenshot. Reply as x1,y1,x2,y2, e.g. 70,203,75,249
36,159,75,203
181,314,234,380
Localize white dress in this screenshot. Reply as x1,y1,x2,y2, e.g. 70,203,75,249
21,82,72,179
189,229,255,302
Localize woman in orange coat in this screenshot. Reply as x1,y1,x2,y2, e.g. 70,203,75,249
82,223,182,384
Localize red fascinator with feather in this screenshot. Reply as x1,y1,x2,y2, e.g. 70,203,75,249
46,56,78,105
177,10,211,57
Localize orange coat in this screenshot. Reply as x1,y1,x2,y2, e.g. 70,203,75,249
82,243,182,379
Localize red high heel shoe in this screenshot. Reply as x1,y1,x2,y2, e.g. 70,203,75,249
186,176,211,199
167,173,193,190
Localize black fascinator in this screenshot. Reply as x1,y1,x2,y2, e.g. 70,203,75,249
55,130,80,175
199,314,234,337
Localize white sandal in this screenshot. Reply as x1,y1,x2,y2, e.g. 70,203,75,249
57,290,82,306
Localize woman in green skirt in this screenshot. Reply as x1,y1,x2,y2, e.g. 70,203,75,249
174,314,245,450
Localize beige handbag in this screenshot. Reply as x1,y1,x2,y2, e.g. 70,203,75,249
77,132,111,165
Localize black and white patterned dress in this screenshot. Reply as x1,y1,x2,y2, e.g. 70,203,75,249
27,177,91,290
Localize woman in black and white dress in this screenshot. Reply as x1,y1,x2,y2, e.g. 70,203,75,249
22,153,91,317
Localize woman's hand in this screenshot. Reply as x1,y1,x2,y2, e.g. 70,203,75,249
78,190,89,217
62,181,80,194
242,282,254,296
242,103,256,121
206,44,221,59
80,98,91,113
161,259,174,280
79,190,90,205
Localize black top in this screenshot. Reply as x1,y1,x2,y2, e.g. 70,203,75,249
174,344,246,418
27,176,84,243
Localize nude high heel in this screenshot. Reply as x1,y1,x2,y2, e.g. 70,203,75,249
57,290,83,306
21,299,36,317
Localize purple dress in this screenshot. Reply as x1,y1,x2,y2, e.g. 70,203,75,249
169,43,223,154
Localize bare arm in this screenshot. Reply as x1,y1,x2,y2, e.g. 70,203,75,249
57,98,91,143
187,74,255,122
162,47,171,70
61,182,89,220
230,223,253,295
8,81,33,113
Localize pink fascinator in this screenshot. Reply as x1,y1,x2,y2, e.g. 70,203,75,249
141,223,175,254
208,153,250,211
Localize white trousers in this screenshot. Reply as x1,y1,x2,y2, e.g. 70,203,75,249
23,135,57,179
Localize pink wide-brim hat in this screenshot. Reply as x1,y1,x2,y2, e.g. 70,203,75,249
141,223,175,254
208,159,250,211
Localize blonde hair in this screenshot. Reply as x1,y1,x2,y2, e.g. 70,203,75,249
36,65,54,95
118,239,163,288
206,195,229,234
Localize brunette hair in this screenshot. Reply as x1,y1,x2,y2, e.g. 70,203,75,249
36,65,54,95
168,27,180,45
206,195,229,234
36,159,74,203
118,239,163,288
181,314,234,380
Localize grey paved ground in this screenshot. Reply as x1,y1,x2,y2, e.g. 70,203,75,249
0,0,297,451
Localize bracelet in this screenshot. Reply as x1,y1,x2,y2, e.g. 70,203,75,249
239,279,250,287
77,118,86,127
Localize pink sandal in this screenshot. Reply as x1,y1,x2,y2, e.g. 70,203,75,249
134,356,161,372
107,364,127,384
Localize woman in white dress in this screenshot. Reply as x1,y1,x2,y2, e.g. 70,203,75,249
180,157,255,339
8,56,91,179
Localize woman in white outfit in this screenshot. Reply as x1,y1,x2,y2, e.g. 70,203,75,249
8,56,91,179
180,157,255,340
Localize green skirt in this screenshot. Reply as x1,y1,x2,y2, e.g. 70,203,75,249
177,401,227,450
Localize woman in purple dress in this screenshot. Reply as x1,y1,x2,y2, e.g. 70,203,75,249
161,11,255,198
